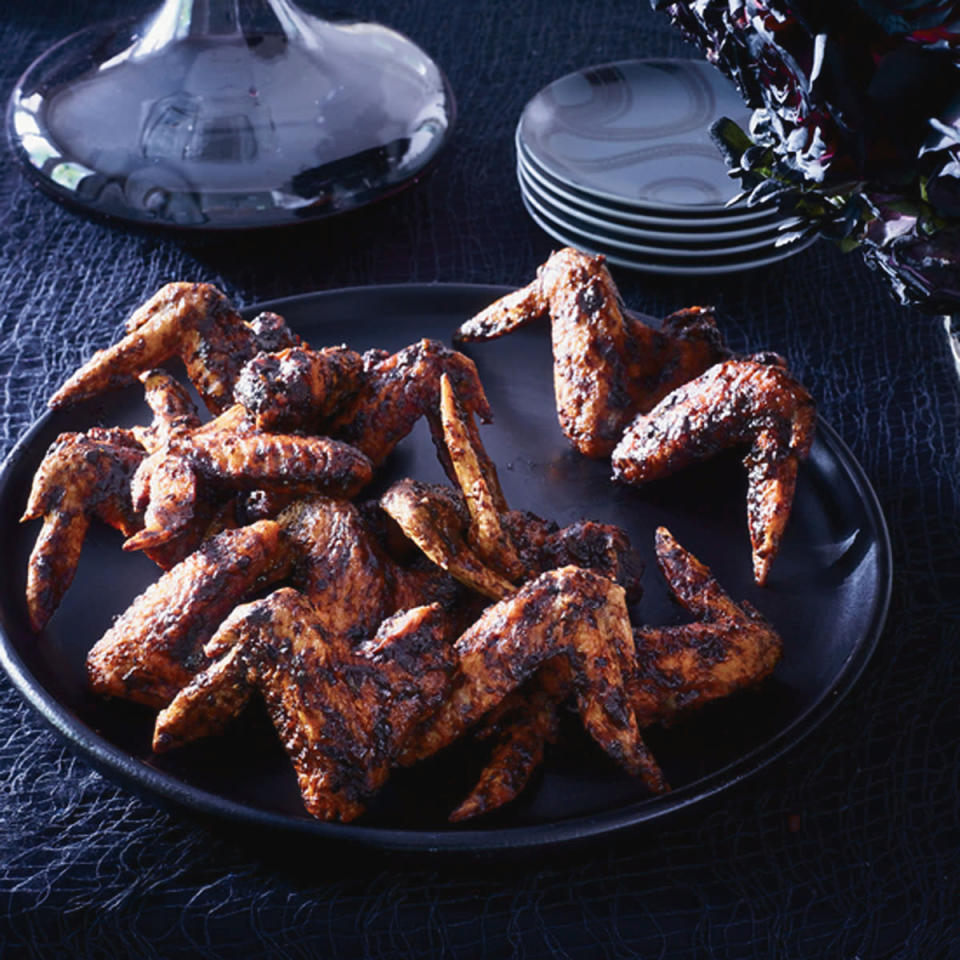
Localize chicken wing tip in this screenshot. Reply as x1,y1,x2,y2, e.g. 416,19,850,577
123,528,177,552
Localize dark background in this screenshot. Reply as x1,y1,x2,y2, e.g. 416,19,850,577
1,1,957,957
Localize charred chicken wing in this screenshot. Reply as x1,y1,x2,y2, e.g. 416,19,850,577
132,369,202,452
233,345,366,432
448,687,560,822
21,429,144,632
154,590,455,821
456,248,727,457
86,520,290,708
631,528,783,725
381,478,517,601
381,376,646,603
50,283,301,414
401,565,668,794
612,355,816,585
278,495,459,644
329,339,493,467
438,373,525,581
233,338,494,470
384,379,654,816
124,407,373,552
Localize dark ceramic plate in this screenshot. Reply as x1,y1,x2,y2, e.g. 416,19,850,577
515,132,782,229
517,59,753,211
518,191,818,277
519,165,787,257
0,284,891,853
517,155,790,244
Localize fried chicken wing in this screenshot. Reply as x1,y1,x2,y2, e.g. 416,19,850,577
448,688,559,822
630,528,783,726
456,248,727,457
380,478,517,600
277,494,462,644
234,345,365,431
539,519,644,602
278,496,395,643
612,356,816,585
402,565,668,793
154,590,454,821
439,372,524,581
49,284,301,414
125,422,373,551
86,520,290,708
127,391,249,565
330,339,493,467
21,430,145,632
131,369,202,452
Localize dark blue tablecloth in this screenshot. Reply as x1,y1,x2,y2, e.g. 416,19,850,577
1,2,957,956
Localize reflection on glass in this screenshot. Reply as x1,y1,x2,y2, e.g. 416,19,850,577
7,0,455,229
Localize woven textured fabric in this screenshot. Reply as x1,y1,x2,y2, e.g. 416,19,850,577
1,1,958,957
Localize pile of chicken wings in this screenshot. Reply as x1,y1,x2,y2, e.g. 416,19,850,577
22,249,811,823
457,247,816,587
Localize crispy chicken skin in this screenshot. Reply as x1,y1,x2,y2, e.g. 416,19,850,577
125,412,373,552
233,345,365,431
630,528,783,726
401,565,668,794
330,339,494,467
539,519,644,603
448,688,559,822
49,284,301,414
277,495,459,645
132,369,202,452
233,338,494,469
154,591,455,821
86,520,290,708
21,429,144,632
439,373,524,581
612,356,816,585
381,478,517,600
456,248,727,457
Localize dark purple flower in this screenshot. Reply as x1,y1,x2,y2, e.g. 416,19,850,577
655,0,960,309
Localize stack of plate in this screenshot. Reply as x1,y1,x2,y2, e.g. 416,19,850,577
516,59,815,276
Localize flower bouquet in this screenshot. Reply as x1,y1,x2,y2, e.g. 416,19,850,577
651,0,960,313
